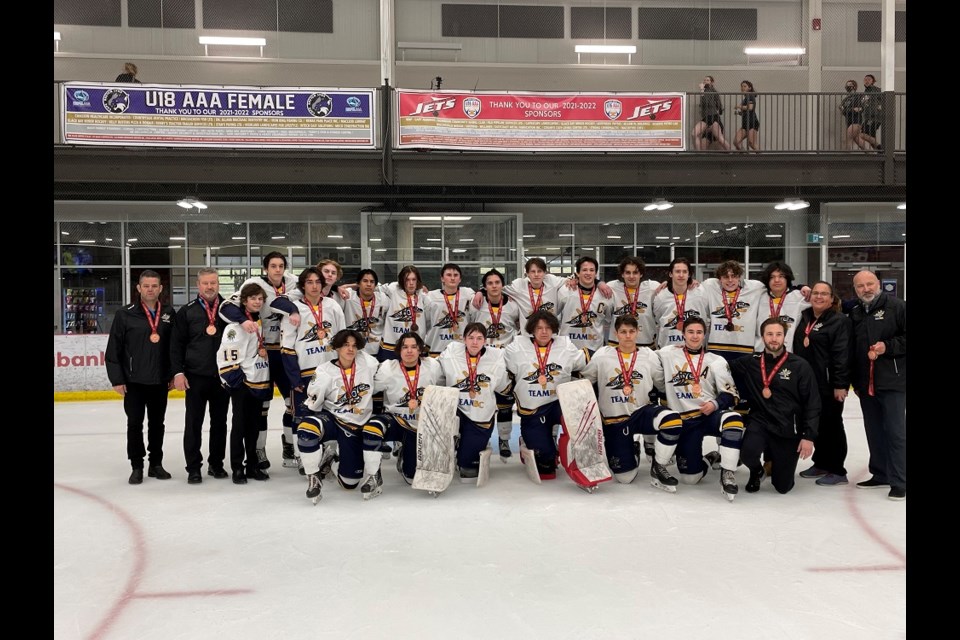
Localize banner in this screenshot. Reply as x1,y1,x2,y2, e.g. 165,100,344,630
54,335,111,392
61,84,376,148
396,90,684,151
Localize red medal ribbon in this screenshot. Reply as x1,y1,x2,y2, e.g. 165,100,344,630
443,289,461,328
723,288,742,327
406,293,419,328
673,291,687,327
488,297,503,330
339,360,357,403
360,294,376,325
245,310,264,353
404,362,421,405
306,299,325,334
803,314,818,342
141,301,161,336
527,283,544,314
683,347,706,387
272,280,285,297
533,338,553,380
760,351,790,396
769,293,785,320
578,286,597,323
617,348,638,390
199,296,218,329
626,286,640,316
466,350,483,393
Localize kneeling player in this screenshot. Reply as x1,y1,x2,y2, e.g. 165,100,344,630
372,332,446,484
656,317,745,501
298,330,385,503
581,316,682,491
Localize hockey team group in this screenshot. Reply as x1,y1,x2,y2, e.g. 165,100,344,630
105,252,907,504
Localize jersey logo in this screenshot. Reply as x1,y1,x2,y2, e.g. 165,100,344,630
347,317,378,333
521,362,563,384
300,321,332,343
605,370,643,390
485,322,506,340
335,382,371,409
711,301,750,318
524,302,555,318
391,305,423,323
665,310,702,329
454,372,493,395
668,364,710,389
396,387,425,407
612,301,649,317
434,309,467,329
266,312,283,322
566,309,599,328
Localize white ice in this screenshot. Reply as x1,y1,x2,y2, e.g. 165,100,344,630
54,398,906,640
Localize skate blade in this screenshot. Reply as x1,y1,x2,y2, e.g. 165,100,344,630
362,489,383,501
381,451,391,460
428,491,441,498
650,479,678,493
282,459,300,468
310,495,322,505
722,488,737,501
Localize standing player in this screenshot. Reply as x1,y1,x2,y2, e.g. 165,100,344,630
220,252,301,470
657,317,745,500
653,257,707,349
699,260,765,362
378,265,433,361
503,258,566,335
423,263,475,357
557,256,612,354
503,310,587,481
753,261,810,353
341,269,388,358
581,316,682,491
298,330,383,502
280,267,345,472
438,323,511,482
607,257,660,349
217,283,273,484
469,268,522,460
372,332,446,484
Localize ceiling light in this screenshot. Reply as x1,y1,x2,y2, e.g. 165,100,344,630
78,240,95,244
897,203,906,210
177,197,208,210
607,235,621,239
408,215,472,221
765,234,783,238
832,235,851,239
575,45,637,54
327,234,343,239
231,236,246,240
774,198,810,210
643,198,674,211
370,238,381,242
127,238,138,243
271,235,286,240
169,236,186,240
710,229,719,234
54,31,61,41
745,47,806,55
199,36,266,46
523,234,536,238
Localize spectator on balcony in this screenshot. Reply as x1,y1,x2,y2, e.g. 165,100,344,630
733,80,760,152
858,74,883,151
115,62,141,83
839,80,867,150
692,76,730,151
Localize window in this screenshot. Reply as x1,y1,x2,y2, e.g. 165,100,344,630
857,11,906,43
571,7,631,40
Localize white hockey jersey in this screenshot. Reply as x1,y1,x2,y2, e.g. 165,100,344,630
503,273,566,336
372,357,446,431
652,286,707,349
607,280,660,347
220,273,301,348
656,345,740,419
423,286,476,356
279,297,345,385
305,351,380,429
700,278,765,358
437,342,510,425
754,289,810,353
379,282,433,354
217,320,272,399
468,293,522,349
503,335,587,413
580,346,665,424
557,284,613,352
341,288,389,355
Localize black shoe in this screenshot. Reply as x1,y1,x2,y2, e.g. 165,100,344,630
232,469,248,484
187,471,203,484
207,466,228,479
147,465,172,480
856,477,890,490
746,467,763,493
246,467,270,481
128,468,143,485
887,486,906,501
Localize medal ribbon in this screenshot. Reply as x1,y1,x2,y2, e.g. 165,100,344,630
527,283,544,314
141,301,160,335
443,289,461,327
617,348,638,390
723,288,741,327
803,314,818,342
406,293,418,329
404,362,421,405
760,351,790,395
683,348,705,387
272,280,285,297
339,360,357,403
673,292,686,327
360,295,376,326
306,299,324,335
466,350,483,392
769,293,785,320
578,286,597,322
626,286,640,316
533,338,553,379
488,296,503,331
199,296,218,329
245,310,264,353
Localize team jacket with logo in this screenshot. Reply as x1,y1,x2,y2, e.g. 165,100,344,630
503,273,565,336
105,301,176,386
468,293,522,349
700,278,765,358
170,295,226,378
792,307,852,393
217,318,272,400
423,286,476,356
341,288,388,355
730,351,820,440
438,342,510,425
557,284,613,352
372,357,446,431
503,335,587,414
220,273,301,348
580,346,665,424
652,286,706,349
279,297,345,388
305,351,380,429
849,292,907,394
378,282,434,353
656,344,739,419
754,289,810,353
607,280,660,347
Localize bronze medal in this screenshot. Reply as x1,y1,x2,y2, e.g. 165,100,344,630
762,387,772,399
258,348,268,359
622,385,633,396
149,332,160,343
469,389,477,399
408,399,418,412
317,329,326,340
803,337,810,348
411,323,419,332
537,374,547,386
725,322,735,332
676,321,684,332
692,382,702,396
867,349,877,361
205,324,217,336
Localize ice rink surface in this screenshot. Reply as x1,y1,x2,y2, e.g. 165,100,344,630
54,397,906,640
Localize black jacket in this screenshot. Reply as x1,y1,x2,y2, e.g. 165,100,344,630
105,301,175,386
170,295,227,378
730,351,820,440
792,307,852,393
849,292,906,393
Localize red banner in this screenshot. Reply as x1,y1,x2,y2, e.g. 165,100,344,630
396,90,685,151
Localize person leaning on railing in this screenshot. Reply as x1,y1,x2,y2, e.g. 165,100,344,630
838,80,867,151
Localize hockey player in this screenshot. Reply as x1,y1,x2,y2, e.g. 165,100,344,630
217,283,273,485
503,310,587,480
580,316,682,492
438,322,511,482
378,265,433,361
468,268,522,460
220,252,301,470
753,261,810,353
280,267,345,472
372,332,446,484
297,330,383,503
316,258,343,299
341,269,388,357
423,263,476,357
656,317,745,500
653,257,707,349
557,256,613,354
732,318,820,494
502,257,567,335
607,257,660,349
699,260,765,363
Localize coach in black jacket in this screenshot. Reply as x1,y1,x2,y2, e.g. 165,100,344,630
105,270,175,484
731,318,820,495
171,268,230,484
850,270,906,500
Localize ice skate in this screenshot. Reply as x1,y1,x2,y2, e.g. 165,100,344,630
281,435,297,468
318,444,339,480
721,469,738,501
256,447,270,470
360,470,384,500
305,472,322,505
703,451,721,471
650,460,679,493
499,438,512,462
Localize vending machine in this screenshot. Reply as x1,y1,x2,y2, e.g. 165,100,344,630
63,287,105,334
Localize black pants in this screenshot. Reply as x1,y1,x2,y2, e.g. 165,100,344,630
859,390,906,490
810,393,847,476
125,382,169,469
182,375,230,473
229,387,264,472
741,426,801,494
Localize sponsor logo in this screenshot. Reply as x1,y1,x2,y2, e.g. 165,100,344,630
71,89,91,107
102,88,130,114
626,99,674,121
55,352,105,367
409,98,457,116
306,92,333,117
463,97,481,118
604,99,622,120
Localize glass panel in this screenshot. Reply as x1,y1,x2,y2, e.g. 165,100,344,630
523,223,574,275
694,222,747,275
128,221,187,266
187,221,249,270
250,223,309,270
309,221,362,272
59,221,123,266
